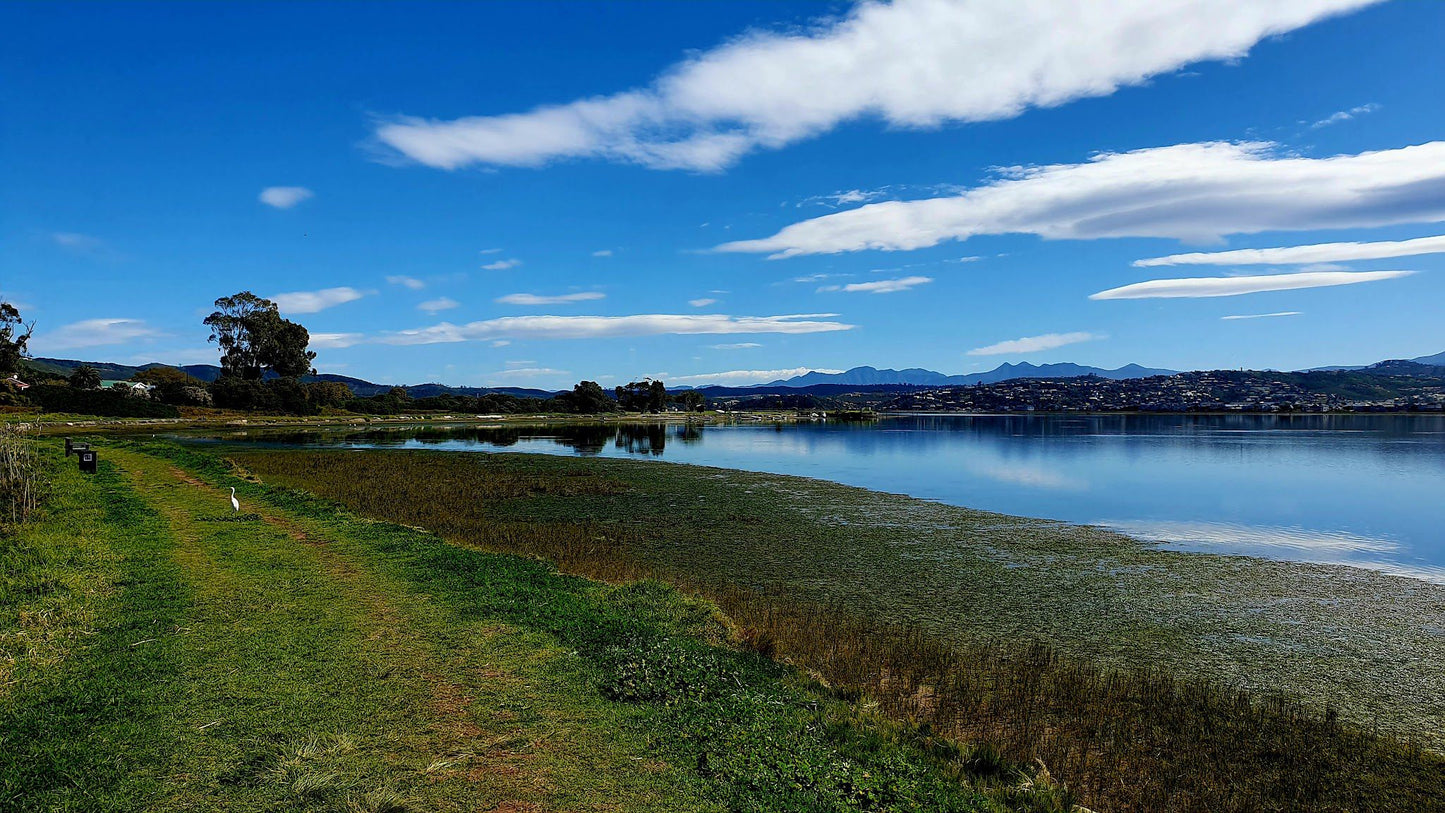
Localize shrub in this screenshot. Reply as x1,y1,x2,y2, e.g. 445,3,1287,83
26,384,179,418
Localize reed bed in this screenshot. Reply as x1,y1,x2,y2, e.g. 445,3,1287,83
0,425,40,526
233,448,1445,813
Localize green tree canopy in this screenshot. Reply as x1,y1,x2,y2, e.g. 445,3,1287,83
68,365,102,390
203,292,316,380
0,303,34,379
616,379,668,412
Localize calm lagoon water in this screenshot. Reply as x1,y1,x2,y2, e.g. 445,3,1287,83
206,414,1445,582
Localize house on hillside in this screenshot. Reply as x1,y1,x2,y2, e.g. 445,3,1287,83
2,375,29,391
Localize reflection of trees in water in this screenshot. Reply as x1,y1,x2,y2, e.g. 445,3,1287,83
615,423,668,456
675,423,704,444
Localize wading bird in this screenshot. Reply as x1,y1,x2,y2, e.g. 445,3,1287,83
229,487,239,513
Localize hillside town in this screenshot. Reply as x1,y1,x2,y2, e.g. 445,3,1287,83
879,369,1445,414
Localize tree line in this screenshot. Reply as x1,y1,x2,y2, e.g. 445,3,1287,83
1,293,707,417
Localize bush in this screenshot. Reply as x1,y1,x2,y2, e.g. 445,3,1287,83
208,378,318,415
26,384,179,418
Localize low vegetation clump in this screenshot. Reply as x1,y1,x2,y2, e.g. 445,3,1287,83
229,446,1445,813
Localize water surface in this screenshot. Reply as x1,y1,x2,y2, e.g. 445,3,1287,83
196,414,1445,581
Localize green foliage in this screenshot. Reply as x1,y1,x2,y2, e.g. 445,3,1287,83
209,377,319,415
25,384,180,418
204,291,316,380
557,380,617,414
67,365,102,390
0,303,33,379
616,379,668,413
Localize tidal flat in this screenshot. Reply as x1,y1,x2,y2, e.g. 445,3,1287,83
230,447,1445,748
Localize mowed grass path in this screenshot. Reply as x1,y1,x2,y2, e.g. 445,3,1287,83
3,444,1034,812
1,447,719,811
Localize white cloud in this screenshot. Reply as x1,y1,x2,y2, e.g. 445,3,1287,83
492,367,565,378
482,258,522,271
1309,102,1379,129
270,287,370,314
386,274,426,290
1090,269,1413,299
382,313,854,345
259,186,314,209
709,342,763,350
418,296,460,313
718,141,1445,257
496,291,606,306
688,298,719,307
1220,311,1302,320
309,332,366,348
668,367,845,385
373,0,1372,172
966,331,1101,356
800,189,890,208
479,247,505,254
819,275,932,294
490,339,511,347
1134,234,1445,267
592,249,614,257
31,318,164,351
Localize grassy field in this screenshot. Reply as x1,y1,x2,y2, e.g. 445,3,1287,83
218,445,1445,813
1,440,1082,812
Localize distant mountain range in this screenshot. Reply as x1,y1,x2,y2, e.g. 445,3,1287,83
1301,351,1445,373
23,350,1445,400
743,362,1179,389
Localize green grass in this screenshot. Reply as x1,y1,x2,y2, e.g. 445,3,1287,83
1,439,1082,812
218,445,1445,813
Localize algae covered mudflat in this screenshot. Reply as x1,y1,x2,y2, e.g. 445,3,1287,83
232,446,1445,747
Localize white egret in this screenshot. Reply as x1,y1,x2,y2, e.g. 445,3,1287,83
229,487,240,513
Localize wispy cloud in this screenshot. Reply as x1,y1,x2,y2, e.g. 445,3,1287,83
386,274,426,290
478,247,505,255
592,249,614,257
259,186,314,209
667,367,844,386
270,286,371,314
1090,269,1414,299
490,366,568,378
718,141,1445,257
482,258,522,271
382,313,853,345
1220,311,1302,320
496,291,606,306
1134,234,1445,267
418,296,460,313
309,332,366,348
709,342,763,350
799,189,889,208
819,275,932,294
31,318,165,352
967,331,1101,356
373,0,1372,172
688,298,718,307
1309,102,1379,129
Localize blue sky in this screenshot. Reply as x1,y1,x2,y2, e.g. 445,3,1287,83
4,0,1443,388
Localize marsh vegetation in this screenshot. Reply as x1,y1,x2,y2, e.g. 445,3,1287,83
230,446,1445,813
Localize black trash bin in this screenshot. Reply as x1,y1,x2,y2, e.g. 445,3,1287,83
78,450,98,474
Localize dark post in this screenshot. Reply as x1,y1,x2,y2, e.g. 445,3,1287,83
78,450,98,474
65,437,74,456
